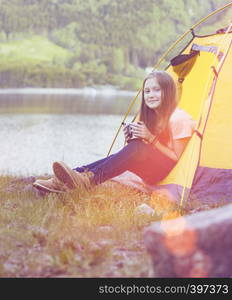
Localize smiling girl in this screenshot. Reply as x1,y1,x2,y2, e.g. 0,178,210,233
33,70,195,193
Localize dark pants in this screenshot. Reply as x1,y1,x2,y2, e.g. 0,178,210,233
73,140,176,186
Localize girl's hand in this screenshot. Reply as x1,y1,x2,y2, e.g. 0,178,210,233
130,121,155,143
122,123,131,142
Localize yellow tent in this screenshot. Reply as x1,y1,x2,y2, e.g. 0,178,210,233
160,25,232,206
109,3,232,207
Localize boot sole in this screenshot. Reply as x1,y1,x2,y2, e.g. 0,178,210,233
53,162,77,190
33,182,65,194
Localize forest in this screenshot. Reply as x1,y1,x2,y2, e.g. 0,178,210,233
0,0,231,89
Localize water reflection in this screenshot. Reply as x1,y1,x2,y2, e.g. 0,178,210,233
0,88,141,115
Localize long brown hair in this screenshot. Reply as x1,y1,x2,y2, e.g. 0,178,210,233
139,70,177,144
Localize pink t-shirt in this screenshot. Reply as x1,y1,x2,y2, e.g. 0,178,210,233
163,108,196,149
169,107,196,140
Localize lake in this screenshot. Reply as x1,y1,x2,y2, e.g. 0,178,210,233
0,88,141,176
0,88,140,114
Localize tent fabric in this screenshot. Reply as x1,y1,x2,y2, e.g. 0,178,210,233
191,167,232,205
113,30,232,207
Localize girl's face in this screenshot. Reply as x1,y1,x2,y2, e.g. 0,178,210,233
143,77,162,110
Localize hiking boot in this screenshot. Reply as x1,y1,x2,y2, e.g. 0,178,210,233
33,176,68,193
52,161,93,191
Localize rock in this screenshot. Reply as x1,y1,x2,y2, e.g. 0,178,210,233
134,203,154,217
21,176,36,184
143,203,232,277
23,185,35,192
3,262,18,273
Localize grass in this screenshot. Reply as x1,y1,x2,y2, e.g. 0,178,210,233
0,174,222,278
0,174,224,278
0,175,161,278
0,36,71,66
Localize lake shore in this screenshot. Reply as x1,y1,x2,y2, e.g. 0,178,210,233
0,86,137,96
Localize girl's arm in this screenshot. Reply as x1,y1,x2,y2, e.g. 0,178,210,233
130,122,190,161
153,137,190,161
172,137,190,160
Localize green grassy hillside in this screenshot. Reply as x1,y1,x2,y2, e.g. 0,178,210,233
0,35,143,89
0,36,71,65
